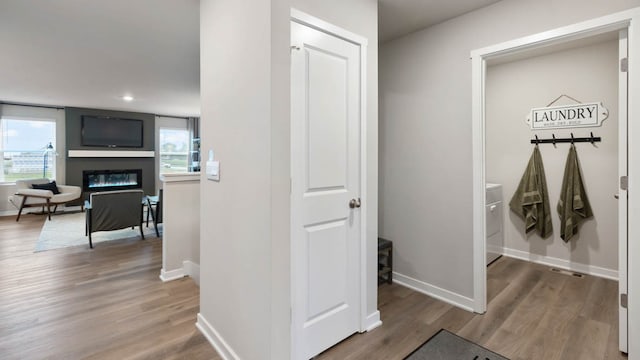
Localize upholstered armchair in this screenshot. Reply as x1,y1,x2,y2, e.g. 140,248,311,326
8,178,82,221
85,189,145,249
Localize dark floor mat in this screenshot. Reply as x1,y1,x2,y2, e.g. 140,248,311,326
404,329,510,360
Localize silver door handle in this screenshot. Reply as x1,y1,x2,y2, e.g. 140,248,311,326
615,194,619,199
349,198,361,209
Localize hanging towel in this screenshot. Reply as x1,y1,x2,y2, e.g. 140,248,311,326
557,144,593,242
509,145,553,238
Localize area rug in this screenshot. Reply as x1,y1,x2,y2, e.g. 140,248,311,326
404,329,509,360
35,212,159,252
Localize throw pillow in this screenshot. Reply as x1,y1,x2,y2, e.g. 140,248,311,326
32,181,61,194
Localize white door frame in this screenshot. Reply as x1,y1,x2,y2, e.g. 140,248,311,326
471,7,640,357
290,8,369,358
619,28,629,353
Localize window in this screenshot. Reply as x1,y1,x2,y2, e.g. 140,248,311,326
159,128,189,174
0,117,56,183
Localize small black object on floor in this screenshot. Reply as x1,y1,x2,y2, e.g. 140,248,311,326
378,237,393,285
404,329,509,360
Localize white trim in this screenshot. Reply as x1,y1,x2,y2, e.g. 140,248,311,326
68,150,155,158
290,8,371,359
362,311,382,332
470,12,631,59
359,29,371,334
183,260,200,285
1,204,83,218
290,9,368,46
628,12,640,358
471,8,640,356
393,272,475,312
159,267,185,282
619,28,629,353
196,313,240,360
160,172,201,183
471,53,487,315
501,248,618,281
0,209,18,217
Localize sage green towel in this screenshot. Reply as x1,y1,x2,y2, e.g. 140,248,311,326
509,146,553,238
558,144,593,242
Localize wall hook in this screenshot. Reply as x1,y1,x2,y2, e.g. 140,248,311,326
529,134,601,145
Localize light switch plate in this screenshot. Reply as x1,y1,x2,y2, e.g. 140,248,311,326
206,160,220,181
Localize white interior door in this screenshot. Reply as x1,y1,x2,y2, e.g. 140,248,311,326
290,20,362,360
618,29,628,354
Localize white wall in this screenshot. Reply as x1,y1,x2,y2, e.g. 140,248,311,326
0,104,65,214
379,0,640,301
199,1,272,358
199,0,377,359
160,174,200,281
486,39,619,274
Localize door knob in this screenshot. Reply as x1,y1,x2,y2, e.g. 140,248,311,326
349,198,361,209
614,194,619,199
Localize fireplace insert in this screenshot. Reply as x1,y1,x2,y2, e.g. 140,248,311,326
82,169,143,192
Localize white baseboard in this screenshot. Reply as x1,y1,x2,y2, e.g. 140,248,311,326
393,272,475,312
0,209,18,217
159,268,185,282
183,260,200,286
362,310,382,332
0,205,84,218
196,313,240,360
502,247,618,281
160,262,200,283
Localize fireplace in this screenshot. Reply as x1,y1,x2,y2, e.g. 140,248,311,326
82,169,143,192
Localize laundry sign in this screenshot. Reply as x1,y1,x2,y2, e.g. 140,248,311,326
526,102,608,130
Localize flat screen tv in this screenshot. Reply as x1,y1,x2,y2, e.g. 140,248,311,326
81,116,144,148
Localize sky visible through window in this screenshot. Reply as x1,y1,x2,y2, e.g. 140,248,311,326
1,118,56,182
2,118,55,151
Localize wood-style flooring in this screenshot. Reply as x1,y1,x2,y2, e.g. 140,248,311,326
0,214,220,360
0,213,626,359
320,256,626,360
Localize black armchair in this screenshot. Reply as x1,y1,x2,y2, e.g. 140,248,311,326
146,189,163,237
85,189,145,248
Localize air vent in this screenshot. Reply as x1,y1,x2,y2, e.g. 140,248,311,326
550,268,583,278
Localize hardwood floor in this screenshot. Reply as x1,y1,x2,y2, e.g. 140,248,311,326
0,214,626,359
319,256,626,360
0,214,220,360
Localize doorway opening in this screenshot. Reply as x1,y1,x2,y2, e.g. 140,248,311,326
471,10,640,355
484,29,624,357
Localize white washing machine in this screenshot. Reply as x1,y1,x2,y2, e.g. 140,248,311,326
486,183,504,265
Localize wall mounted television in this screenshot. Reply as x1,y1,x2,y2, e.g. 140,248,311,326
81,115,144,148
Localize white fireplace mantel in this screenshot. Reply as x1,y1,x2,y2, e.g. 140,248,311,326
68,150,155,158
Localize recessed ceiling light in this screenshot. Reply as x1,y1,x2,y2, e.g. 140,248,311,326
122,95,134,102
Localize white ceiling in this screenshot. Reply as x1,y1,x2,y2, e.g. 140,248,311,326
0,1,499,117
0,0,200,117
378,0,502,43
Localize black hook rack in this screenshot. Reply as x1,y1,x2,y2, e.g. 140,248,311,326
531,132,601,145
